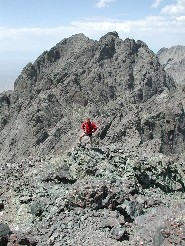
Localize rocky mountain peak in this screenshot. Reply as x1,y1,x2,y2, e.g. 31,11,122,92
0,31,183,163
0,31,185,246
157,45,185,64
99,31,119,41
157,47,168,55
157,45,185,85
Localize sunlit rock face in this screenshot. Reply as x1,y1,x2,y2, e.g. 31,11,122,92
157,45,185,85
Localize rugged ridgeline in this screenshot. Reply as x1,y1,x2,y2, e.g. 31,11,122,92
157,45,185,86
0,31,184,163
0,32,185,245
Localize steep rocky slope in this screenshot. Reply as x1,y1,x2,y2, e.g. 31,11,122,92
0,32,185,245
1,31,183,164
157,45,185,85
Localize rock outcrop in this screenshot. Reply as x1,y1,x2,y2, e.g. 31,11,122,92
1,145,185,245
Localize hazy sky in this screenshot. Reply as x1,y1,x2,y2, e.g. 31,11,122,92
0,0,185,92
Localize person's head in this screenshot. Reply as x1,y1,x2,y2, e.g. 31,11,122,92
86,117,90,122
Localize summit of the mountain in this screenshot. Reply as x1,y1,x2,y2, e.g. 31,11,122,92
157,45,185,85
0,32,185,246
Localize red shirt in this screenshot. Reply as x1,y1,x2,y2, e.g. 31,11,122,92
81,121,97,134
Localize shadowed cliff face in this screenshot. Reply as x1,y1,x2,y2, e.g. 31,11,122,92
0,31,184,164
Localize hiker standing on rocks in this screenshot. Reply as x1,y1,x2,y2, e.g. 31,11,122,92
79,118,98,146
